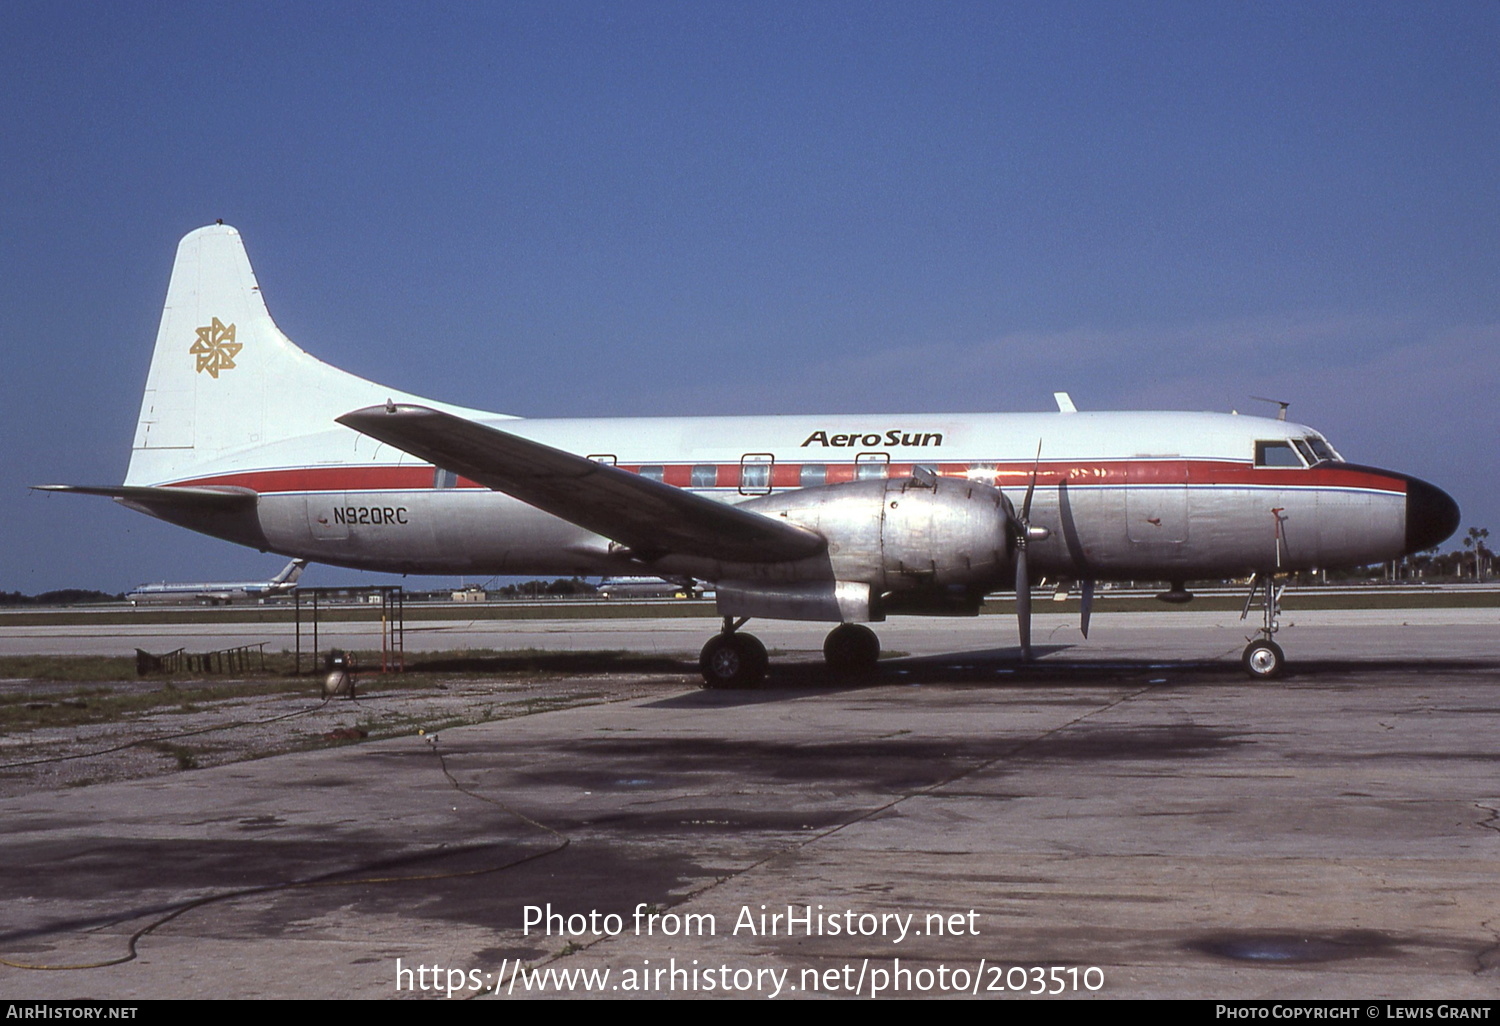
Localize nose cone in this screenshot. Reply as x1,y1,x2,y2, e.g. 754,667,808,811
1405,477,1461,555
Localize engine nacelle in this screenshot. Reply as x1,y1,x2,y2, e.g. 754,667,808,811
735,475,1015,609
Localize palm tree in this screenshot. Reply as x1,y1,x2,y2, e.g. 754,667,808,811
1463,527,1491,581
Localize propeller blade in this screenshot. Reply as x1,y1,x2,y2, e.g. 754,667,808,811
1015,546,1032,658
1021,440,1042,522
1080,579,1095,638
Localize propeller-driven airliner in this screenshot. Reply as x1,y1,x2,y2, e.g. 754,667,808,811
39,225,1460,686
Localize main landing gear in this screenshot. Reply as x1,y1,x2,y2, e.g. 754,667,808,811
1240,572,1286,679
823,622,880,676
699,618,768,689
698,619,883,688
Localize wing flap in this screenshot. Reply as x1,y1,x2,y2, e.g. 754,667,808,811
336,404,826,564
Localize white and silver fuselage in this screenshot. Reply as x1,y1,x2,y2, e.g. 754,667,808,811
143,409,1442,585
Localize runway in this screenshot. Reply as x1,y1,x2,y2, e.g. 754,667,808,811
1,609,1497,999
1,605,1496,662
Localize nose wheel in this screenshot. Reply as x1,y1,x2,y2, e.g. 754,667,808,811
699,618,767,688
1241,638,1285,679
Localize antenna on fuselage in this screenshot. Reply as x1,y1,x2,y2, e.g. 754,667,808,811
1250,396,1290,421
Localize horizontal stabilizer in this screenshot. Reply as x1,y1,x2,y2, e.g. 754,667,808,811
32,484,257,506
337,404,826,564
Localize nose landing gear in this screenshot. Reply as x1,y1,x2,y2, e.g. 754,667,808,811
1240,573,1286,679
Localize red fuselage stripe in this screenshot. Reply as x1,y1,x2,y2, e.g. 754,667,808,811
169,460,1407,496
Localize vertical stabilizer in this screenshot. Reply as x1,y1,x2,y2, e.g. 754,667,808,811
273,558,308,585
125,224,430,486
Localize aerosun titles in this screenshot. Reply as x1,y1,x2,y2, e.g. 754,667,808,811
801,430,944,448
523,904,980,943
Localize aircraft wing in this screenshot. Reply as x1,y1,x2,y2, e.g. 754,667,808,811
336,404,827,564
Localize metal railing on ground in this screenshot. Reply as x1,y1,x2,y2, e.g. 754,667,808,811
135,643,267,676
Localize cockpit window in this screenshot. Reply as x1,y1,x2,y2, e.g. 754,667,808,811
1305,435,1341,463
1255,440,1306,468
1291,439,1317,465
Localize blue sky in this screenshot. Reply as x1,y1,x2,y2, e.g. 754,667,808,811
3,1,1496,593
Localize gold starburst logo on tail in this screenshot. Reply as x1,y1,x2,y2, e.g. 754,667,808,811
190,317,241,378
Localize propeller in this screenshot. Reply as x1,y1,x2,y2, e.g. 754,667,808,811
1012,441,1048,659
1015,546,1031,658
1055,475,1095,639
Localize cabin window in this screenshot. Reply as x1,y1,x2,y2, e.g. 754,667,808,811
691,464,717,488
739,454,774,495
1255,440,1305,468
800,464,827,486
638,465,664,483
855,452,890,480
433,468,458,489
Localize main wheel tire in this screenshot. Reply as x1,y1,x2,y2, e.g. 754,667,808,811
700,633,768,689
1241,639,1285,679
823,623,880,676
